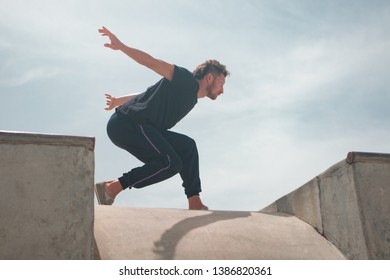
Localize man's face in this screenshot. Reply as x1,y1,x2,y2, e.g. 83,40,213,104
206,74,226,100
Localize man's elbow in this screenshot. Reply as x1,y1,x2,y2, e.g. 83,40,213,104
152,60,174,81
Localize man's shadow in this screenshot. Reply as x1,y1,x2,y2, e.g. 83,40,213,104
153,210,251,259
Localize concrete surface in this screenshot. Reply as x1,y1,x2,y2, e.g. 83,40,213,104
261,151,390,259
0,131,95,259
94,206,345,260
2,131,388,260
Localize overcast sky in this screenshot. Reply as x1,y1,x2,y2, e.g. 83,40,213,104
1,0,389,211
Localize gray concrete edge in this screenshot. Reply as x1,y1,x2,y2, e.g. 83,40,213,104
0,130,95,151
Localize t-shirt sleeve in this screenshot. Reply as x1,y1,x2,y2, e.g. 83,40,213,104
171,65,199,94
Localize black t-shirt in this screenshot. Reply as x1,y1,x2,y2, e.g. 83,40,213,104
117,65,199,130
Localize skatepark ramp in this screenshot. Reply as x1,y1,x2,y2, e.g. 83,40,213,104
94,206,344,259
1,131,389,259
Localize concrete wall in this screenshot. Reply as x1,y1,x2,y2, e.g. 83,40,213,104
0,131,95,259
261,152,390,259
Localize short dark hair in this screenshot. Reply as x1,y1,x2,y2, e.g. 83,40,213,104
193,60,230,80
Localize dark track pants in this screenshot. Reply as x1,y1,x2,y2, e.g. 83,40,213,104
106,111,202,198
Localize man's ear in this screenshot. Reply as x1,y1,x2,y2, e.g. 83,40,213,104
206,73,214,83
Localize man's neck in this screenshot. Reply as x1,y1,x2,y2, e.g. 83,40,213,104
196,79,207,99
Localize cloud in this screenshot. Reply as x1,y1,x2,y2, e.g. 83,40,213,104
0,64,60,87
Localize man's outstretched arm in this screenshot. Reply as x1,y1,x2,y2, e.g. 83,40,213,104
99,26,174,81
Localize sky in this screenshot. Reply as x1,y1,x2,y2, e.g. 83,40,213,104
1,0,389,211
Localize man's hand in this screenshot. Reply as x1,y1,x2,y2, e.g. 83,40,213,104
104,93,141,110
105,93,117,111
98,26,174,80
99,26,124,51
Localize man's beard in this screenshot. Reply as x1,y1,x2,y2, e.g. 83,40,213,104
206,84,217,100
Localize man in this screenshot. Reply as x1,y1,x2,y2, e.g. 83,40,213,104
96,26,229,210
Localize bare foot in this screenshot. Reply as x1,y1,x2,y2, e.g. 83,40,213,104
105,179,123,200
188,195,208,210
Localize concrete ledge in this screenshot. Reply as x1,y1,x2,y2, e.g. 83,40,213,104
0,131,95,259
0,130,95,151
346,151,390,164
261,151,390,259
